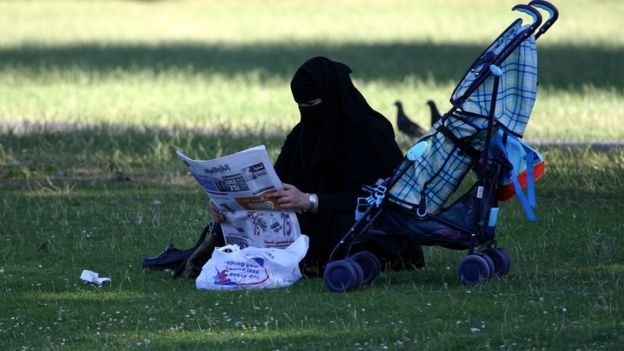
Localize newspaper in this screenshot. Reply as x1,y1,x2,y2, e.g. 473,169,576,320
177,146,301,249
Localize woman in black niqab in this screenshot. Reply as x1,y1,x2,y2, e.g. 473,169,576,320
275,57,401,190
271,57,424,273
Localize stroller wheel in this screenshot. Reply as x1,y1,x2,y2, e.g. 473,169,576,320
483,248,511,276
323,260,361,292
476,253,496,279
346,258,364,289
458,255,491,286
349,251,381,285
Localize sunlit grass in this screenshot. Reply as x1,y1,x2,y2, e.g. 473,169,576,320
1,0,622,46
1,71,622,139
0,0,623,139
1,1,623,349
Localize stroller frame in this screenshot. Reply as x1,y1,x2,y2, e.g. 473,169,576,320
324,1,559,291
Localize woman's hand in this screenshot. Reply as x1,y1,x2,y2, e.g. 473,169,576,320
209,200,226,223
267,183,315,213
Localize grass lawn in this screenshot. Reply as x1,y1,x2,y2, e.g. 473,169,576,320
2,128,623,350
0,0,623,139
1,1,623,350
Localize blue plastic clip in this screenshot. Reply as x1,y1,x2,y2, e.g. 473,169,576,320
373,185,387,207
489,64,503,77
355,197,375,221
407,141,429,161
488,208,500,227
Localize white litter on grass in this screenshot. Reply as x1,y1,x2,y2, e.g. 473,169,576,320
80,270,111,285
0,267,4,273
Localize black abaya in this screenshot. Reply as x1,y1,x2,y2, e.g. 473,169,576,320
274,57,424,270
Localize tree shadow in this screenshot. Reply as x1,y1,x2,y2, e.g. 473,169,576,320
0,123,287,186
1,41,622,92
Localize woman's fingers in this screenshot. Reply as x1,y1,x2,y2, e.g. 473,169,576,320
264,183,307,210
209,201,226,223
264,189,281,199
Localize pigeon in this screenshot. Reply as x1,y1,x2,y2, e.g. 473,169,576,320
427,100,442,127
394,100,425,138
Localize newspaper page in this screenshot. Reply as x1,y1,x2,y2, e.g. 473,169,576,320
176,146,301,249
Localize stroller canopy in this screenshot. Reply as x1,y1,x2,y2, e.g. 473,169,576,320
389,19,540,215
452,20,538,137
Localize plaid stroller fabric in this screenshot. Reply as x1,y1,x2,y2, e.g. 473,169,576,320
388,113,491,215
389,21,538,215
453,21,538,136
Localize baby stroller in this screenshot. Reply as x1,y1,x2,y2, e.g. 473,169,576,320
323,1,558,292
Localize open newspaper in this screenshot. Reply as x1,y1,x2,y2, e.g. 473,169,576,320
176,146,301,249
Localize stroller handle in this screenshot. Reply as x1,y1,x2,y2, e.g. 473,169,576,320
512,4,542,31
529,0,559,39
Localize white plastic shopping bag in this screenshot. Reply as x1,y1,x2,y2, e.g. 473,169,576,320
196,235,309,290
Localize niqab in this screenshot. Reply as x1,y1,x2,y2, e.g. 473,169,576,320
275,56,402,194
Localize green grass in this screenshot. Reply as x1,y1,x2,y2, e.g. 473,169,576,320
1,127,623,350
1,0,624,350
0,0,623,139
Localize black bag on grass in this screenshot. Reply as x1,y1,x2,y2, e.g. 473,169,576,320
142,223,224,278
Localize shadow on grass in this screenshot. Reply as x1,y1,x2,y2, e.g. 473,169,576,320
3,123,623,191
0,123,288,183
1,41,622,92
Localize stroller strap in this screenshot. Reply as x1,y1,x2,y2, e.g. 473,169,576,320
386,196,420,216
436,124,480,159
491,132,543,221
